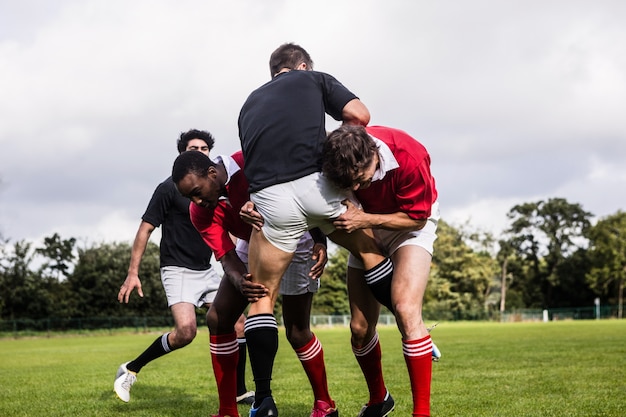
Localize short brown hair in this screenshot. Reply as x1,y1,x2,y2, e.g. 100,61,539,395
322,125,377,189
269,43,314,76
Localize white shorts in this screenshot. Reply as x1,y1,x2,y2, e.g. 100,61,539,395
251,172,352,253
347,201,440,269
160,266,222,307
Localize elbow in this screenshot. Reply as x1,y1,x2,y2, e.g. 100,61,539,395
342,99,370,126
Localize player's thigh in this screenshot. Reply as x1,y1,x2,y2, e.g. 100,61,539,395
247,229,294,315
170,302,198,329
390,245,431,305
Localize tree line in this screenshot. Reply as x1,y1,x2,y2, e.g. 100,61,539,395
1,197,624,322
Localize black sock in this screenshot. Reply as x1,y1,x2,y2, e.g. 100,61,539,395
237,337,248,395
364,258,395,313
244,314,278,401
127,332,172,373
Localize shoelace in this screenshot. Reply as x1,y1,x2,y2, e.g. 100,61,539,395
120,373,136,390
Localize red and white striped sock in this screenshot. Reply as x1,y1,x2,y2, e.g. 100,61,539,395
210,332,240,417
403,335,433,417
353,332,387,405
295,334,332,404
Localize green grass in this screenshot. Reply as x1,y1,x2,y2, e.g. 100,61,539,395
1,320,625,416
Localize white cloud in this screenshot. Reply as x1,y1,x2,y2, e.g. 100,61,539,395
1,0,625,248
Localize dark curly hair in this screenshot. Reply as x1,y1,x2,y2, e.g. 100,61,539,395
176,129,216,154
322,125,377,190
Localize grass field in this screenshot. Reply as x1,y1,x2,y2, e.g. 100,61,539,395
1,320,625,416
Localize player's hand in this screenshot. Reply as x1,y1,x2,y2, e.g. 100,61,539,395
333,199,370,233
118,274,143,303
239,201,264,231
309,243,328,279
240,273,269,303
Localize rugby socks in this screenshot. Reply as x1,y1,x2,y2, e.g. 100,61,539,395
364,258,394,312
127,332,172,373
352,332,387,405
210,332,240,417
244,314,279,402
403,335,433,417
236,337,249,396
295,334,332,404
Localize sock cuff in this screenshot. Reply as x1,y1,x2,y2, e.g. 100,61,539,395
403,335,432,358
161,332,172,353
244,313,278,334
296,334,322,361
364,258,393,285
210,332,239,355
353,332,380,357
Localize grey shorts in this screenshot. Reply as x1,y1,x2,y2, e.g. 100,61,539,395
279,257,320,296
160,266,222,307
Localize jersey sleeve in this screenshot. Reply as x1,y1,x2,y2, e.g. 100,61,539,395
141,179,174,228
394,156,436,220
320,72,358,121
189,202,235,261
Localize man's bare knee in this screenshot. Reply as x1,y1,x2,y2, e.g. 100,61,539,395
172,323,197,347
350,317,376,346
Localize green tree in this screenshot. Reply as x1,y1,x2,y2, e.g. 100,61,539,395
312,247,349,315
505,198,592,308
586,211,626,318
35,233,76,280
0,240,40,319
67,241,165,318
428,220,497,320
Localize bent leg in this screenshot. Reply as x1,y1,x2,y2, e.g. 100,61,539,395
246,229,293,405
329,229,395,311
169,302,199,347
392,245,432,417
283,293,334,407
207,276,249,417
234,313,252,401
126,302,196,374
348,266,388,405
328,228,385,270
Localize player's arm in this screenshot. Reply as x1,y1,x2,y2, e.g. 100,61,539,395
333,200,427,233
239,201,264,231
307,228,328,278
220,249,268,302
119,220,155,303
341,98,370,126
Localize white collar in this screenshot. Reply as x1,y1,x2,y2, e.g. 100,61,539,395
211,155,241,199
370,136,399,182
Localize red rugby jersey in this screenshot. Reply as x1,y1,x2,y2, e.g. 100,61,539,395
189,151,253,260
356,126,438,220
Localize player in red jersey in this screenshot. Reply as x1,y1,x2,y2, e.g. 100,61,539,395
114,130,252,405
172,150,338,417
322,124,440,417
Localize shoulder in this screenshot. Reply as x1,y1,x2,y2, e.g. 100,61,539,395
367,126,429,157
156,176,177,190
231,151,244,167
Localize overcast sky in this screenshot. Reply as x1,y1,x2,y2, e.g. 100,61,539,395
1,0,625,250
